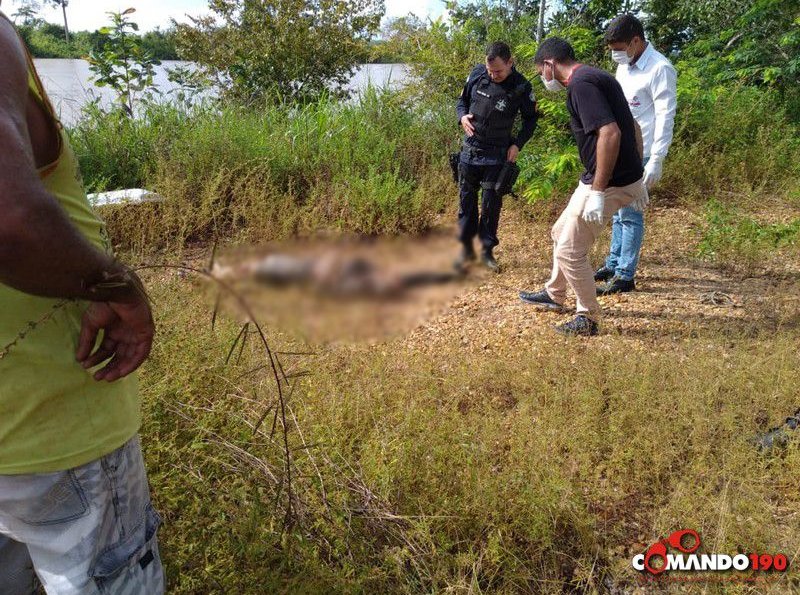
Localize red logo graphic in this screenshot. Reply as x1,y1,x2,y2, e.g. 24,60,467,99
644,529,700,575
632,529,790,579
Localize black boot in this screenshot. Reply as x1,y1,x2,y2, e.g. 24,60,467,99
453,243,477,273
481,248,500,273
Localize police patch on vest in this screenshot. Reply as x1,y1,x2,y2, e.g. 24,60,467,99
477,90,490,98
495,99,507,112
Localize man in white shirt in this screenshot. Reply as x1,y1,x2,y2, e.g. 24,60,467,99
595,14,677,294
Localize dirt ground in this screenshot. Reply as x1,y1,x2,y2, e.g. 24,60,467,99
214,203,800,351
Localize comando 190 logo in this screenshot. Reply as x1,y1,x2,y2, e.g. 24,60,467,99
631,530,789,576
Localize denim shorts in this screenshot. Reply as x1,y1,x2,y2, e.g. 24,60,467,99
0,436,164,594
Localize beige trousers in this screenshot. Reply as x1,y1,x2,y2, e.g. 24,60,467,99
545,179,646,321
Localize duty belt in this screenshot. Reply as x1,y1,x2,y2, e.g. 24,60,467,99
463,144,506,159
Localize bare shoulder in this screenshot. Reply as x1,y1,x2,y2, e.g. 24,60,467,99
0,17,37,172
0,17,32,107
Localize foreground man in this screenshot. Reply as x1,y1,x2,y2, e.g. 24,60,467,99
595,14,677,294
519,37,647,336
0,13,163,594
455,41,538,272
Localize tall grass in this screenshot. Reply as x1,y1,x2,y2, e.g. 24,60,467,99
68,89,455,252
69,81,800,259
142,273,800,593
698,199,800,269
663,80,800,208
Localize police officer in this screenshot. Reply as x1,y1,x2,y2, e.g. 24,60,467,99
455,41,538,272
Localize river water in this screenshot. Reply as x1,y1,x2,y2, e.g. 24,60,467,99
32,60,411,126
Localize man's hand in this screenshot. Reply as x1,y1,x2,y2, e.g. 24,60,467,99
582,190,605,225
630,186,650,212
460,114,475,137
76,298,154,382
506,144,520,163
643,158,663,189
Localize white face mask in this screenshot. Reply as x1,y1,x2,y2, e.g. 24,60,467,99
541,76,565,92
611,49,632,65
540,62,565,92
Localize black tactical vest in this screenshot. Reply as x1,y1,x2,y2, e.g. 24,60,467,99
469,72,528,149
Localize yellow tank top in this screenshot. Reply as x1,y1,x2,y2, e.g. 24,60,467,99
0,17,140,474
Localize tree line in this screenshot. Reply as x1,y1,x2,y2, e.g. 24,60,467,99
12,0,797,111
10,0,178,59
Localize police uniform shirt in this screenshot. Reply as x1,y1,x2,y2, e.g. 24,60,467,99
456,64,538,163
566,65,643,188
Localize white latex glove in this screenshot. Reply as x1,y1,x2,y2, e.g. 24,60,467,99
582,190,605,225
630,186,650,212
643,157,663,189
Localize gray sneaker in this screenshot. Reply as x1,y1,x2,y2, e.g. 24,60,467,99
555,315,599,337
597,276,636,296
519,289,564,312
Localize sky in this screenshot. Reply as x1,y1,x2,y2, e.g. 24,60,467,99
8,0,447,32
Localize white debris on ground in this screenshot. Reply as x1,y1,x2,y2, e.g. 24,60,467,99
87,188,164,207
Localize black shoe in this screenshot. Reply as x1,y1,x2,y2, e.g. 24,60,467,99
597,276,636,296
755,409,800,452
594,266,616,282
519,289,564,312
453,244,476,272
555,315,598,337
481,249,500,273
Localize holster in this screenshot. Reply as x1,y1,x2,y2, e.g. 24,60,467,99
494,161,520,197
449,152,461,184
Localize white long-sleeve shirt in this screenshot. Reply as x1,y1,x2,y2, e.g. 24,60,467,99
615,43,677,162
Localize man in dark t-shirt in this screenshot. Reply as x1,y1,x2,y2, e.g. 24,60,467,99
518,37,647,336
567,68,643,188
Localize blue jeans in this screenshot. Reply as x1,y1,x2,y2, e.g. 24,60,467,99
604,158,648,281
0,436,164,595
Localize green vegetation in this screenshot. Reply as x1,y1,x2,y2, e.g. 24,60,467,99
173,0,383,103
87,9,161,116
69,89,454,252
698,200,800,267
15,21,178,60
70,79,800,260
11,0,177,59
140,274,800,593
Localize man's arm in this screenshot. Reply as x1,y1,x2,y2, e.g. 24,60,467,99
593,122,621,191
456,72,472,122
0,19,138,302
0,20,152,381
648,64,677,161
457,67,480,137
510,83,538,152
